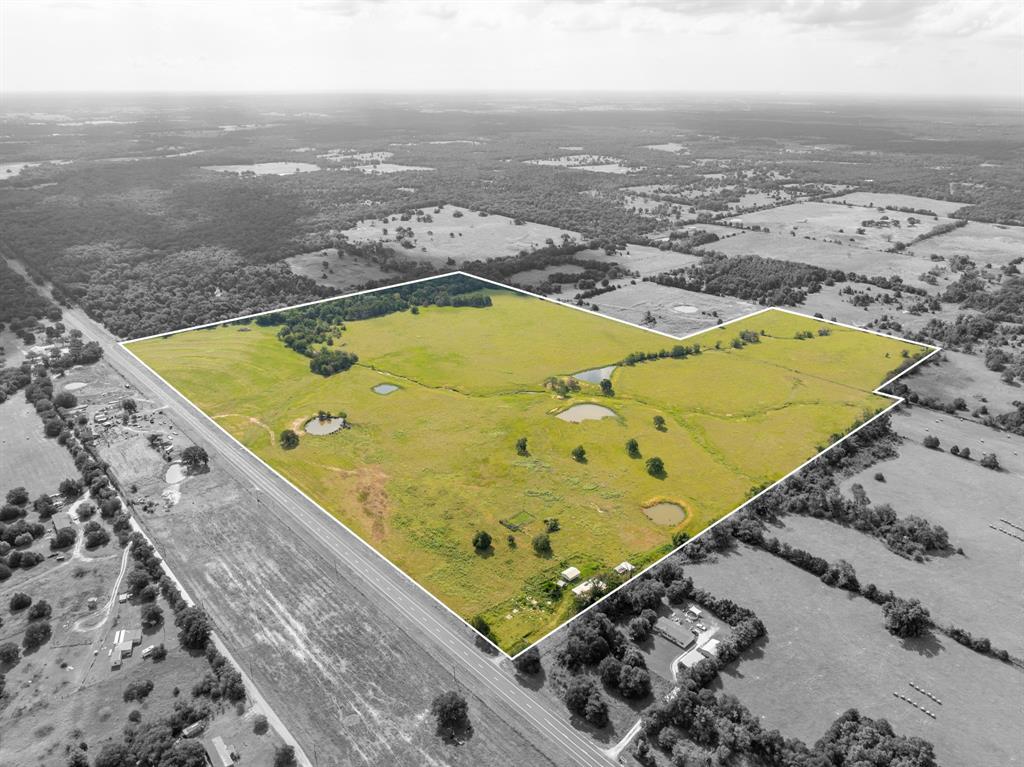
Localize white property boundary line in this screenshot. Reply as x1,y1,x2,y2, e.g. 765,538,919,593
120,271,940,659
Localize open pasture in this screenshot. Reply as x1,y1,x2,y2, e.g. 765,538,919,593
730,201,961,253
0,395,79,496
910,220,1024,266
340,205,580,266
840,407,1024,657
588,281,755,336
127,282,928,653
826,192,968,218
695,227,952,289
688,544,1023,767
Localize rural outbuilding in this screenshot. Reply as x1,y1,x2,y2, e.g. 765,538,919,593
561,566,581,582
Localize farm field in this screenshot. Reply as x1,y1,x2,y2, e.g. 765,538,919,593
688,545,1023,767
126,280,929,653
730,201,961,252
576,244,703,278
906,349,1022,417
841,407,1024,657
586,282,755,337
339,205,581,266
909,220,1024,266
695,227,951,289
825,192,969,218
0,395,79,495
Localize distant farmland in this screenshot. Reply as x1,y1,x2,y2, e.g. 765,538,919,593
126,276,930,653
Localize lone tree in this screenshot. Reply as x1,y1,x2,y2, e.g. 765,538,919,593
571,445,587,463
625,438,640,458
472,530,492,552
599,378,614,396
513,646,542,675
532,533,552,556
883,597,931,638
515,437,528,456
121,397,138,414
279,429,300,450
923,435,940,450
645,456,665,477
653,415,666,431
273,745,297,767
181,445,209,470
431,690,469,734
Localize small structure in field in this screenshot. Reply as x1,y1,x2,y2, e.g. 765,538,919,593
561,566,581,583
614,561,635,576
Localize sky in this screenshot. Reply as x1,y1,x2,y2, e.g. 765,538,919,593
2,0,1021,98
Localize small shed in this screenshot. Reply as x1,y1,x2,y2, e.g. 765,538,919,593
614,561,635,576
181,720,206,738
560,566,581,583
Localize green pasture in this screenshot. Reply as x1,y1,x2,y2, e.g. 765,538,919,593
128,292,928,653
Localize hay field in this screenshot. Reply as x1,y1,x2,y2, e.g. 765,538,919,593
340,205,581,266
127,289,927,653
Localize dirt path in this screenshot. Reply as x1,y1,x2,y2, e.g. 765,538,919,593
73,542,132,633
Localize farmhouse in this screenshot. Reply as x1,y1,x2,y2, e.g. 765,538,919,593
699,637,722,658
205,736,235,767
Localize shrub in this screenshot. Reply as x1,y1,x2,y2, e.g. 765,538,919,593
9,592,31,611
23,620,52,649
883,597,931,638
980,453,1000,470
0,641,20,665
513,646,541,675
645,456,665,477
123,678,155,702
472,530,491,551
253,714,269,734
923,435,940,449
532,533,551,555
571,445,586,462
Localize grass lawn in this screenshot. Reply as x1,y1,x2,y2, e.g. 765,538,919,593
126,281,928,653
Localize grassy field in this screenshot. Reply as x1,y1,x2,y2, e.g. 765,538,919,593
0,396,79,496
127,287,928,653
341,205,581,266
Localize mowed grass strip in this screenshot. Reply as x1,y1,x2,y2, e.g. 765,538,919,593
128,294,929,652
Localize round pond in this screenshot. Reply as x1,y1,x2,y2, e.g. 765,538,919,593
372,383,400,395
305,417,345,435
643,501,686,525
556,403,616,423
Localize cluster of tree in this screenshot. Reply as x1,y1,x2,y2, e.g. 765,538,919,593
86,697,214,767
639,670,937,766
619,342,702,367
308,348,359,377
651,254,846,306
270,274,494,362
3,590,53,651
738,417,953,561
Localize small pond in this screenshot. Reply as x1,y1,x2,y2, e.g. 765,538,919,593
643,502,686,525
572,365,616,385
305,417,345,435
372,383,400,395
63,382,87,391
672,305,699,314
556,403,616,423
